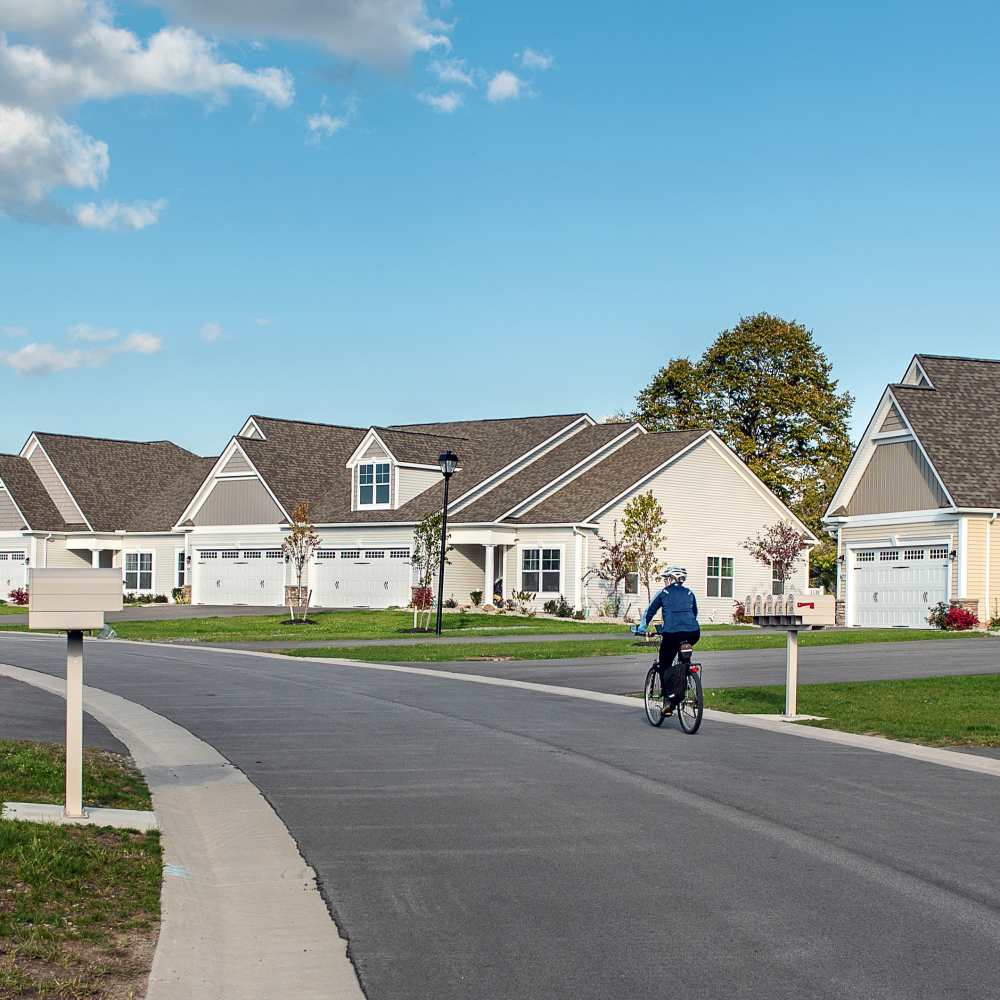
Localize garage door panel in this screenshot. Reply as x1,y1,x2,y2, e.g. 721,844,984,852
195,548,284,605
0,550,27,596
854,547,948,628
312,549,411,609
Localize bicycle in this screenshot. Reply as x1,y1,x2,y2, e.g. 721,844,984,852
637,633,704,734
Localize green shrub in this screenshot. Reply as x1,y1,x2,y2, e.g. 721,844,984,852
470,590,483,606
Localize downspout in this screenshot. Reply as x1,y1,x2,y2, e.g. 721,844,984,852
572,527,587,613
986,513,997,626
43,533,53,568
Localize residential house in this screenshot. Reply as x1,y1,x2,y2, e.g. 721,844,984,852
0,433,215,600
824,354,1000,627
177,412,816,618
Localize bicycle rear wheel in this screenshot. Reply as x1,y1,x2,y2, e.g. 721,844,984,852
677,668,703,734
643,665,666,727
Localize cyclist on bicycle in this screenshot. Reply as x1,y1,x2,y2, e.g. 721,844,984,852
636,565,700,715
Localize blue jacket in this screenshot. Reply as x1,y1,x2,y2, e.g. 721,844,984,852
639,584,699,634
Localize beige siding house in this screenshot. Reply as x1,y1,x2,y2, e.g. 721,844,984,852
176,412,815,614
0,435,214,604
825,354,1000,628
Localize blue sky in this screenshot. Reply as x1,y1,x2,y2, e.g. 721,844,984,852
2,1,999,458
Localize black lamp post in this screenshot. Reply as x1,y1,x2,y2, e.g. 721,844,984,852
435,450,459,636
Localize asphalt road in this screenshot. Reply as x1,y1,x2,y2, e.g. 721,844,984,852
2,633,999,1000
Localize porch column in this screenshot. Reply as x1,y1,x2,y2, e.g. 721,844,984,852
91,550,100,568
484,545,495,604
574,531,584,611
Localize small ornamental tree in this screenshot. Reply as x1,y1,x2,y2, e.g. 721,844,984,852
622,492,667,602
595,521,633,616
742,521,808,593
411,512,451,630
281,502,321,621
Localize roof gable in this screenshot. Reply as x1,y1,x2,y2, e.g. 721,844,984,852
30,433,214,532
0,453,75,531
890,355,1000,508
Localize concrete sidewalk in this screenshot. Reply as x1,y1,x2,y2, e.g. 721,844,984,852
0,663,364,1000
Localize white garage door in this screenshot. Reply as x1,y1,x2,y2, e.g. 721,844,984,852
311,548,412,609
195,548,285,605
853,546,950,628
0,550,27,598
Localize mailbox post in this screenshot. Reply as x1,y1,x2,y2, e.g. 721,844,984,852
744,593,837,720
28,569,123,820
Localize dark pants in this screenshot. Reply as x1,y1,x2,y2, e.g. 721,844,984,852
658,629,700,704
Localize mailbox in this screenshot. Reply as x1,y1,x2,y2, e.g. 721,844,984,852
744,592,836,628
28,568,123,631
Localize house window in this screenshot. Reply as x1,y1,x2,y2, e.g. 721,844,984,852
365,550,385,559
200,550,218,559
624,572,639,595
521,548,561,593
221,550,240,559
358,462,390,506
341,549,361,560
244,550,262,559
706,556,734,598
856,551,875,563
125,551,153,592
904,548,925,561
265,550,283,559
930,546,949,560
317,550,336,560
176,551,186,588
390,549,410,559
880,549,900,562
772,565,784,596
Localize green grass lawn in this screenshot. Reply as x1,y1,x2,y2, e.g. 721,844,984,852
285,627,988,663
0,604,26,615
704,674,1000,747
103,609,747,644
0,740,161,999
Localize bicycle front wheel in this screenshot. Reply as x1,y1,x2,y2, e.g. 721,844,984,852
677,669,703,734
643,665,666,727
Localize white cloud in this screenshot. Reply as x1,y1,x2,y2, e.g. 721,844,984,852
200,321,223,343
155,0,451,67
121,331,161,354
517,48,553,71
0,2,293,226
487,70,524,103
68,323,119,342
74,199,166,231
0,17,294,113
0,104,108,222
2,325,28,338
0,327,163,375
307,111,350,140
417,90,462,114
254,317,271,326
429,58,474,87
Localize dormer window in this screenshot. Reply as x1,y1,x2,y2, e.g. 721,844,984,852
359,462,390,507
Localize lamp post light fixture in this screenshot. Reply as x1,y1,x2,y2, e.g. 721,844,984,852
435,450,459,636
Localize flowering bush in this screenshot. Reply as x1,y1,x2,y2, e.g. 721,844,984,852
732,600,751,624
8,587,28,606
411,586,433,611
927,601,979,631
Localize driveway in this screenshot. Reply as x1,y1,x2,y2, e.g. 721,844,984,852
1,633,998,1000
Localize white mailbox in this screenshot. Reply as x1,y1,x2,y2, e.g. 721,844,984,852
28,568,123,631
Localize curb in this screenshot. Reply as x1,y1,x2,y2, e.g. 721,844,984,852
0,662,365,1000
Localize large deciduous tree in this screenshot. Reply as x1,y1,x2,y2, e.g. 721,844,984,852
631,313,852,591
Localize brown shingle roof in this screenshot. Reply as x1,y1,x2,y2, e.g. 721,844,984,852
33,433,215,532
511,430,709,524
892,355,1000,508
455,423,637,523
239,413,588,523
0,454,69,531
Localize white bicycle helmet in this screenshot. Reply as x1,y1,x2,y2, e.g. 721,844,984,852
660,565,687,584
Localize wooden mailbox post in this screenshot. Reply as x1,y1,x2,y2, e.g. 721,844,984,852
744,593,837,719
28,568,123,819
